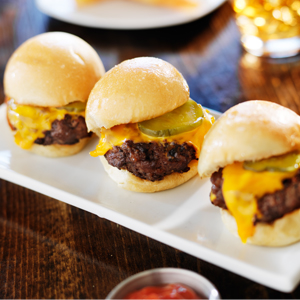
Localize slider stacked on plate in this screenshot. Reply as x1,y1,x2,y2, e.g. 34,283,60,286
198,100,300,246
4,32,105,157
86,57,214,192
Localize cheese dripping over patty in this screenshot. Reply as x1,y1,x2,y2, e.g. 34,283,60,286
90,110,214,157
6,98,86,149
218,153,300,243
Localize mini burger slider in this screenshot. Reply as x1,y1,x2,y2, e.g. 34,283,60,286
4,32,105,157
198,100,300,246
86,57,214,193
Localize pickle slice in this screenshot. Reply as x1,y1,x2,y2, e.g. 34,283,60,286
138,99,204,137
57,101,86,112
243,152,300,172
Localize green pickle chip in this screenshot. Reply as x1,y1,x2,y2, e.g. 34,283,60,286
243,152,300,172
58,101,86,112
138,99,204,137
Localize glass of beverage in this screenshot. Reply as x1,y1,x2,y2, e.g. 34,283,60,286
231,0,300,58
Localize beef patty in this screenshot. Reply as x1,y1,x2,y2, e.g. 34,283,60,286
210,168,300,224
105,140,197,182
35,114,92,146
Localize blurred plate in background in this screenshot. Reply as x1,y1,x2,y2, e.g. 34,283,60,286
35,0,226,29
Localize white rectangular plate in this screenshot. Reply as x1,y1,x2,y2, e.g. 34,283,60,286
0,104,299,292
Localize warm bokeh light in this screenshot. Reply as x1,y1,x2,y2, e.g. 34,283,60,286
232,0,300,41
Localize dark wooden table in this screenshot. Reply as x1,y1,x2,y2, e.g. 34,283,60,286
1,0,300,298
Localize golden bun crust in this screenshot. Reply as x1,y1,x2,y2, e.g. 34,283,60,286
86,57,189,132
4,32,105,107
198,100,300,178
100,156,197,193
29,138,90,158
221,209,300,247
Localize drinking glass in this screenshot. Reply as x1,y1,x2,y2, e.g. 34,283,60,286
231,0,300,58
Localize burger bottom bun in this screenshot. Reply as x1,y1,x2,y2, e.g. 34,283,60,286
221,208,300,247
100,156,198,193
29,138,90,158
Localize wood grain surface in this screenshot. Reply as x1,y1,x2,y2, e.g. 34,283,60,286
1,0,300,298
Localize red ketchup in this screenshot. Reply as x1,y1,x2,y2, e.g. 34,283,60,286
124,283,201,299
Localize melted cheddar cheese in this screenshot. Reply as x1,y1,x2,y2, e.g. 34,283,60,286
221,162,297,243
90,112,214,157
6,99,86,150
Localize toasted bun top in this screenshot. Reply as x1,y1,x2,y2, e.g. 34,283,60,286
4,32,105,107
86,57,189,131
198,100,300,177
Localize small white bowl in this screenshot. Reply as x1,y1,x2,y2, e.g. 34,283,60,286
106,268,221,299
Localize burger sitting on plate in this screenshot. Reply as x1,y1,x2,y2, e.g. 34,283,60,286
86,57,214,193
4,32,105,157
198,100,300,246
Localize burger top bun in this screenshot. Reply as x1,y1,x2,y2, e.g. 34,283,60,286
86,57,189,133
4,32,105,107
198,100,300,178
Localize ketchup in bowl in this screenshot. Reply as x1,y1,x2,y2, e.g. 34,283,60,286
124,283,200,299
106,268,220,300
